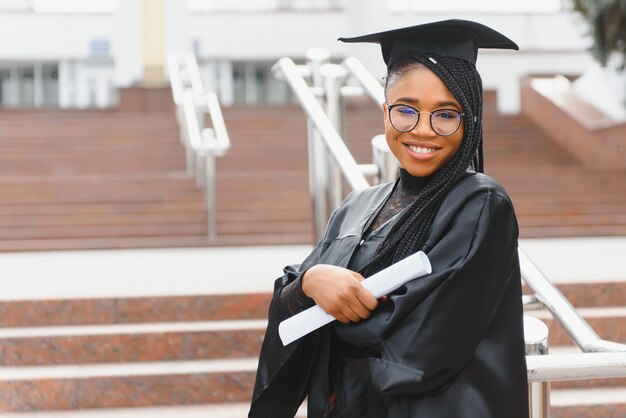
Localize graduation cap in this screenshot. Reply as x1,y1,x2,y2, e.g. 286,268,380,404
338,19,518,68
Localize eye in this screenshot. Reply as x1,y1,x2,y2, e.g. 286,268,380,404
394,105,418,115
433,109,459,119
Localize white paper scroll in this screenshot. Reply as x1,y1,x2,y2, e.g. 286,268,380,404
278,251,432,346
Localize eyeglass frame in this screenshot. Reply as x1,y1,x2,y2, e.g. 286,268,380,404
386,103,465,137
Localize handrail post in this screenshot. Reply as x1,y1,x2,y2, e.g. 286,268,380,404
524,316,550,418
306,48,332,241
201,128,218,243
169,52,231,242
371,134,398,184
320,63,349,211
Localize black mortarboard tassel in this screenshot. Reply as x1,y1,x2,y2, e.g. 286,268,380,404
338,19,519,68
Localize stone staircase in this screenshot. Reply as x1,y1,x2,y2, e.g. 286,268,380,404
0,243,623,417
0,89,624,416
0,293,267,411
1,91,626,252
0,107,210,251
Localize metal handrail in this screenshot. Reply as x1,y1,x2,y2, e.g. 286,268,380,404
275,57,369,192
182,90,205,152
185,52,205,96
520,248,626,353
167,55,185,108
527,352,626,382
342,56,385,107
168,52,231,241
204,91,231,156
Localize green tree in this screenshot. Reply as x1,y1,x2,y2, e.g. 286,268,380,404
572,0,626,68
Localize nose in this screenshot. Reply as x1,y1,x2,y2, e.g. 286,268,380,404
410,113,437,137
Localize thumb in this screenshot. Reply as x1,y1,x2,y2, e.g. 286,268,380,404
352,272,365,282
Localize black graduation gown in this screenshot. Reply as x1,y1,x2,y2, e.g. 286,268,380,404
249,172,529,418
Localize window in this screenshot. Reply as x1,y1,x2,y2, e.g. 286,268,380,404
17,67,34,107
0,69,11,105
42,64,59,107
231,61,293,104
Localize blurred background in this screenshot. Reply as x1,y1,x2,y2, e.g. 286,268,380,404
0,0,624,417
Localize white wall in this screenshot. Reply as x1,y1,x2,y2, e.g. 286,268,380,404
336,6,594,113
113,0,142,87
188,12,349,60
0,13,115,60
165,2,595,113
0,2,141,88
0,2,599,111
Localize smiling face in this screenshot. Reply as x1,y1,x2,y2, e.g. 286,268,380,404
384,65,464,178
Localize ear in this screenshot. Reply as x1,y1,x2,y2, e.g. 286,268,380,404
382,103,388,123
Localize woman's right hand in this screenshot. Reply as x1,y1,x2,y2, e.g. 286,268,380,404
301,264,378,324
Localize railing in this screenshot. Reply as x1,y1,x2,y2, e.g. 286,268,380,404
272,48,626,418
168,52,231,241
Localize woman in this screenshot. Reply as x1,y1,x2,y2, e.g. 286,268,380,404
250,19,529,418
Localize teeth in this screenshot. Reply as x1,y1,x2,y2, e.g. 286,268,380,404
408,145,436,154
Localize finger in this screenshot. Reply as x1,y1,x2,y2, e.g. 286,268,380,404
326,307,349,324
342,306,362,323
335,313,351,324
350,300,372,320
379,295,389,303
356,287,379,311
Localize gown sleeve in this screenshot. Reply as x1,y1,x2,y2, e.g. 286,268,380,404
249,195,354,418
333,188,521,397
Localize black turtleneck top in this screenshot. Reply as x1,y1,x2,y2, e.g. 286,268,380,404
279,169,431,316
366,169,431,233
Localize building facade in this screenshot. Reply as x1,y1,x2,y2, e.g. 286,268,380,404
0,0,595,113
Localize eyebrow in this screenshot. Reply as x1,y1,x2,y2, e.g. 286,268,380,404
393,97,461,109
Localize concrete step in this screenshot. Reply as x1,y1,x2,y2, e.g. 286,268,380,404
0,320,266,366
0,294,271,328
550,387,626,418
524,281,626,308
0,210,310,228
0,212,207,228
518,213,626,228
521,224,626,238
0,223,209,240
0,357,623,413
0,201,207,217
2,316,623,392
0,359,258,411
0,233,310,252
0,402,307,417
216,220,310,236
526,307,626,346
0,192,204,206
0,178,199,196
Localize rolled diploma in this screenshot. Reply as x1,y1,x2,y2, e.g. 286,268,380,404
279,250,432,346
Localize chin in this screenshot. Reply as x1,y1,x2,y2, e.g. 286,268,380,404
402,164,436,178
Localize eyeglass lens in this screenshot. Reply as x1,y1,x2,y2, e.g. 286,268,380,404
389,105,462,136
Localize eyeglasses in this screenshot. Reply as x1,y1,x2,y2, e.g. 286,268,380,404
387,104,465,136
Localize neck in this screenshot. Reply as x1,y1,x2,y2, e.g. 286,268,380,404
398,169,432,194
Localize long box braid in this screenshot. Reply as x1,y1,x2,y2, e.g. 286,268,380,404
360,53,485,277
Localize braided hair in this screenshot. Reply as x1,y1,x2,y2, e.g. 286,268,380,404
360,53,485,277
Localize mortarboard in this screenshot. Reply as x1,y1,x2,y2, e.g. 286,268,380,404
338,19,518,68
